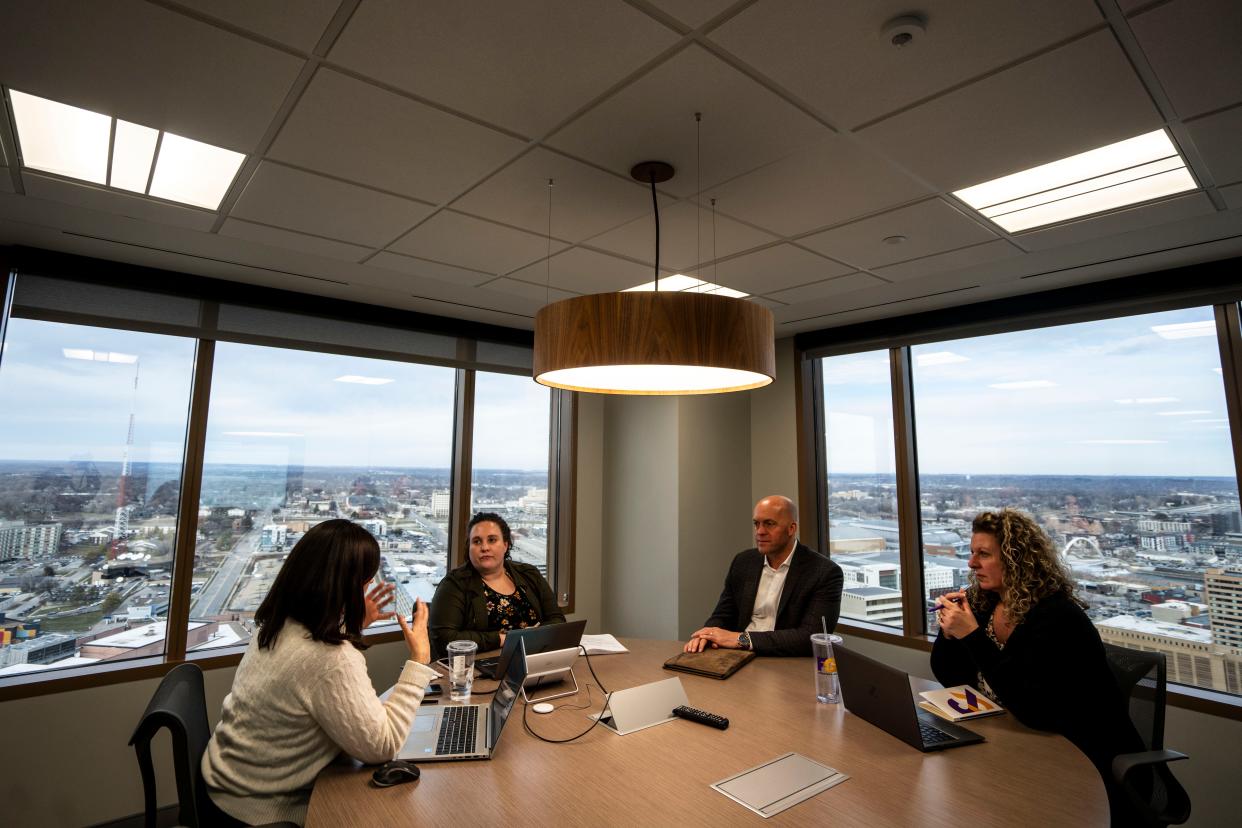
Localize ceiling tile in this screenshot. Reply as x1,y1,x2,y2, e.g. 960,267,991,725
478,278,579,304
368,252,494,288
747,296,786,309
1129,0,1242,119
702,136,930,236
646,0,737,28
0,0,301,151
800,199,997,269
548,44,830,197
268,70,526,204
766,272,882,305
584,200,777,271
454,148,659,242
172,0,340,51
859,30,1161,191
220,218,370,263
1221,183,1242,211
1186,105,1242,187
873,239,1023,282
328,0,679,137
389,210,568,276
1016,192,1217,251
711,0,1102,129
505,247,656,294
230,162,434,247
711,243,853,295
22,173,216,231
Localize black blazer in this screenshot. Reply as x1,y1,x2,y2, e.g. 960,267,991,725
704,542,844,656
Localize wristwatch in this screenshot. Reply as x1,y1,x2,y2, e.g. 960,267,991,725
738,631,752,650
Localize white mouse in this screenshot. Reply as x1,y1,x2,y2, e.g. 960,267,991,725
532,702,555,714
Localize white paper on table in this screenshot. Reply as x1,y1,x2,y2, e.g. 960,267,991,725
580,633,629,655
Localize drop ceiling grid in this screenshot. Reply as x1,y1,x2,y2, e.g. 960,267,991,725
0,0,1237,331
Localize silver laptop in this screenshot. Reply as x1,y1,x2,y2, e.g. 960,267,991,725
834,644,984,752
399,639,527,761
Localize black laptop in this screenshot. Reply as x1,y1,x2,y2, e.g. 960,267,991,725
835,644,984,752
475,619,588,680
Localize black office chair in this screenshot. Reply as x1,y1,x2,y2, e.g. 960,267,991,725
1102,643,1192,828
129,663,295,828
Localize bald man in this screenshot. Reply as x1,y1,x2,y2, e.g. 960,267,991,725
685,495,843,657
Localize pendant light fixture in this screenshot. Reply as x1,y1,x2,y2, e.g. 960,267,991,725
533,159,775,395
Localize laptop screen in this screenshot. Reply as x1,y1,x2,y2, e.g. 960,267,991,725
488,638,528,749
491,619,587,680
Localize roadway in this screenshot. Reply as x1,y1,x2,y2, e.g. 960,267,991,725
190,527,261,618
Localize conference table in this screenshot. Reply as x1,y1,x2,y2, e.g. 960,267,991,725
307,639,1108,827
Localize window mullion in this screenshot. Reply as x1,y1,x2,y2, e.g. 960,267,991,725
166,301,218,662
797,353,827,553
1214,303,1242,513
449,349,477,570
890,346,925,639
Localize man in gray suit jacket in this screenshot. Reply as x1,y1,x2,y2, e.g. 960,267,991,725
685,495,843,657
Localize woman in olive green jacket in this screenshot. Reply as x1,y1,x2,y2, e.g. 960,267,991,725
429,511,565,658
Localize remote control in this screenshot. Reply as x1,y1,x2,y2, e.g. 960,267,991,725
672,705,729,730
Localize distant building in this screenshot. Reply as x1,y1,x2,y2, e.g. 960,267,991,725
0,632,76,668
841,587,903,625
839,561,899,591
359,519,387,537
260,524,288,550
1205,569,1242,653
826,524,885,554
1095,615,1240,692
0,521,63,559
1150,600,1207,624
431,489,451,518
1137,519,1191,533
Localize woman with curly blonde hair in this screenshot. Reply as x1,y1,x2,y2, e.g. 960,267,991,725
932,509,1143,827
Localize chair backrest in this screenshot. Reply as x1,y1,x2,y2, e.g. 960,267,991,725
128,662,222,828
1102,642,1166,751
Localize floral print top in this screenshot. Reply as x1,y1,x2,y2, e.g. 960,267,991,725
483,581,539,632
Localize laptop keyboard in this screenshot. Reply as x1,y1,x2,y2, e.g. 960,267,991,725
919,721,955,746
436,706,479,755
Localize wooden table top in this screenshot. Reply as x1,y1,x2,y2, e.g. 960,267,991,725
307,639,1107,827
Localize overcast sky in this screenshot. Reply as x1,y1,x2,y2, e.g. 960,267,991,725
823,305,1236,478
0,319,550,470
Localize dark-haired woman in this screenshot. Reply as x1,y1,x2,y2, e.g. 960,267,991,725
931,509,1144,826
202,519,436,826
429,512,565,658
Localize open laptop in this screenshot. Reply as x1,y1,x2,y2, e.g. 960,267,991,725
835,644,984,752
398,639,527,762
475,619,588,681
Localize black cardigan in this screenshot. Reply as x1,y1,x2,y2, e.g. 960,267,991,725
428,560,566,659
930,592,1143,776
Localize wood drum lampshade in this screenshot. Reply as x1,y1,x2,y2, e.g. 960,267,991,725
533,291,775,395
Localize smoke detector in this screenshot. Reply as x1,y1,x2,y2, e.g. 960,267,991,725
882,15,927,48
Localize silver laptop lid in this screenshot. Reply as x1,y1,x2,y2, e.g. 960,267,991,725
487,638,528,750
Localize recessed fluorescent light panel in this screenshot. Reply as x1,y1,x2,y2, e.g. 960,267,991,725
1151,321,1215,340
334,375,395,385
953,130,1196,233
624,274,749,298
7,88,245,210
62,348,138,364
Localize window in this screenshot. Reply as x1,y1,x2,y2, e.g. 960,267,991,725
0,261,569,693
191,342,456,651
0,319,195,676
470,371,551,574
813,300,1242,701
821,350,903,630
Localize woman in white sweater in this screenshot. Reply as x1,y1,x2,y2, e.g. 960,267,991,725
202,519,438,826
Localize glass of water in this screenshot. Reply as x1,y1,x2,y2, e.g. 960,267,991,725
446,640,478,701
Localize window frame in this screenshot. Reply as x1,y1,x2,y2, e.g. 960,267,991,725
798,258,1242,721
0,249,576,699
